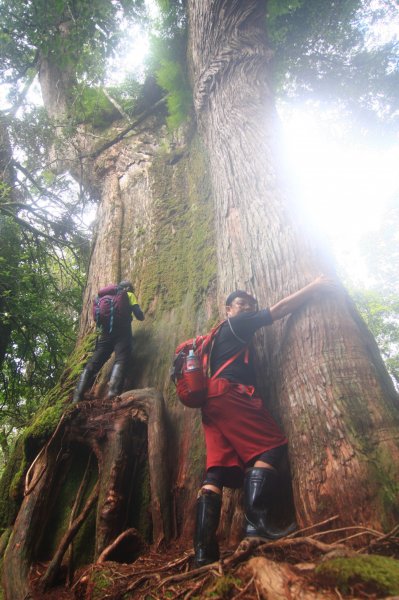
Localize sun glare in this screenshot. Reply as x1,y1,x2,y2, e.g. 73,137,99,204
280,106,399,280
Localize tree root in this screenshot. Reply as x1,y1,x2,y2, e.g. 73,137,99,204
97,528,144,563
40,482,99,591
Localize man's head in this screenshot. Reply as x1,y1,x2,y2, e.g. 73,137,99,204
225,290,258,318
119,280,134,293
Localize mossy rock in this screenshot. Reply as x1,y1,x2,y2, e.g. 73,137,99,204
315,554,399,596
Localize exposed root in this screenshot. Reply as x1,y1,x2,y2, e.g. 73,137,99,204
97,528,144,563
39,482,100,591
29,519,399,599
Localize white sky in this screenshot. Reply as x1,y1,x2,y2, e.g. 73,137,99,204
280,105,399,282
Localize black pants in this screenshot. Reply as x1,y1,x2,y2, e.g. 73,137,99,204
87,328,132,376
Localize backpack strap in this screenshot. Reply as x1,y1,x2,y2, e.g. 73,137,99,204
227,317,247,344
210,346,247,380
204,319,248,380
109,299,114,333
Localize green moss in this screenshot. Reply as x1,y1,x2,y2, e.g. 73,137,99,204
135,462,152,541
72,87,120,128
318,377,399,529
73,501,97,566
156,60,192,129
37,445,97,565
204,575,242,598
0,332,97,528
340,407,399,530
187,409,206,480
370,445,399,527
0,438,24,526
315,555,399,596
90,567,116,599
137,135,216,317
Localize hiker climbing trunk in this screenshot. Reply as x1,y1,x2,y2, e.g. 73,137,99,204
187,0,399,529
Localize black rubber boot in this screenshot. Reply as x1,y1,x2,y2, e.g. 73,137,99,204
244,467,297,540
72,367,95,403
107,363,125,399
194,490,222,567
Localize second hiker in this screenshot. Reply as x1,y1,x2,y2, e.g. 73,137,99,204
73,280,144,403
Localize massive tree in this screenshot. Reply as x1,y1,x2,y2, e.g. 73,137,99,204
187,0,399,528
1,0,399,598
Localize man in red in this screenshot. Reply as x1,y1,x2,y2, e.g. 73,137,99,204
194,275,336,566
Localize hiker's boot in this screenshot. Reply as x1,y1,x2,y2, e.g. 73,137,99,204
194,490,222,567
72,367,95,403
244,467,297,540
107,363,125,399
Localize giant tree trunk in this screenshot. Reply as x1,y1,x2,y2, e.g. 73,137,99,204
2,2,399,598
187,0,399,529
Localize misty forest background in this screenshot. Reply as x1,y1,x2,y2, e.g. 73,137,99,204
0,0,399,598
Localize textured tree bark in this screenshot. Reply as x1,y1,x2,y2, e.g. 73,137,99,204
245,556,337,599
187,0,399,530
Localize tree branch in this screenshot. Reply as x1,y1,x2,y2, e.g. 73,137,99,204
83,95,168,160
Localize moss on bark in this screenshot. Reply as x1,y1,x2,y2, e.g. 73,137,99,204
0,332,97,530
315,554,399,596
137,134,216,317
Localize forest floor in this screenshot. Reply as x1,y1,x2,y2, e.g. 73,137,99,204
29,522,399,600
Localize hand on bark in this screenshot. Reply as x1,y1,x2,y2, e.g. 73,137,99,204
270,274,338,321
310,274,339,294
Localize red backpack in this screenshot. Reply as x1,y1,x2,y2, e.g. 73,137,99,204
171,321,246,408
92,284,131,333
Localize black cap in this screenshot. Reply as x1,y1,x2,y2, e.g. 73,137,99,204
119,280,134,292
225,289,257,306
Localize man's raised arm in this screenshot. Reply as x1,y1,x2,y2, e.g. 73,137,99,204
269,274,337,322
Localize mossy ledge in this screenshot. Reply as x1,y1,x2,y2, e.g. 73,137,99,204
315,554,399,596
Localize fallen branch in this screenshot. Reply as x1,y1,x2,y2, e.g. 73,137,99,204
288,515,339,538
157,561,218,588
311,525,382,540
234,575,255,599
361,522,399,552
182,573,212,599
125,573,157,593
125,552,192,577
